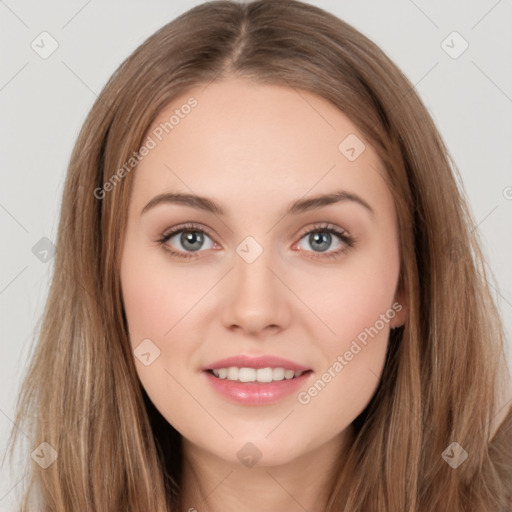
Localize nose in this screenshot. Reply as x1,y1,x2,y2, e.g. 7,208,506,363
220,246,292,336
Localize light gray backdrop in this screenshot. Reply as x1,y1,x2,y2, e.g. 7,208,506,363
1,0,511,509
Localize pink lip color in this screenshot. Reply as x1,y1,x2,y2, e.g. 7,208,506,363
202,370,313,405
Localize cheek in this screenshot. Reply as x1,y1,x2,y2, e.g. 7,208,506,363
121,266,172,344
292,240,399,414
297,240,400,350
120,240,211,414
120,237,204,344
120,243,207,434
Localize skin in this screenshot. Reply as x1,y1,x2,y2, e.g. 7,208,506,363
120,77,408,512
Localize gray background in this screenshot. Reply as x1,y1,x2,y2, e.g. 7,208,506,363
1,0,511,508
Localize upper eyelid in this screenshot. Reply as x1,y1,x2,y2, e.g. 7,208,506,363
160,222,350,245
161,222,216,241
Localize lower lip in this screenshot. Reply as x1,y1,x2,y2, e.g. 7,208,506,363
203,370,313,405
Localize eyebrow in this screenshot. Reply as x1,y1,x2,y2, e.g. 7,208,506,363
141,189,375,218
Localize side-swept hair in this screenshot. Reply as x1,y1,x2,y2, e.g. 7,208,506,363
7,1,511,510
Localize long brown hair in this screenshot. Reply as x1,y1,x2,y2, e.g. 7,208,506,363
6,1,512,510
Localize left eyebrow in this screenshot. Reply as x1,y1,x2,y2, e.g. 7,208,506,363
287,190,375,218
141,189,375,219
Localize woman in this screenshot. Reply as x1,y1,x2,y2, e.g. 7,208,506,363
7,1,512,510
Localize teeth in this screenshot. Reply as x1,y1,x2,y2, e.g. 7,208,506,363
227,367,238,380
211,366,306,383
239,368,256,382
273,367,285,381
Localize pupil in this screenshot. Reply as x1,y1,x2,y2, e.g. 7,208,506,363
181,231,203,251
310,231,330,252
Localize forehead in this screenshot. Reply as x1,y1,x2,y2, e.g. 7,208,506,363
132,78,392,219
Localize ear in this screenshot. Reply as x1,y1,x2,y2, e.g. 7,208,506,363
390,283,408,329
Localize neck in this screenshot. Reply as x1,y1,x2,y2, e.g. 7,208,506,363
179,424,354,512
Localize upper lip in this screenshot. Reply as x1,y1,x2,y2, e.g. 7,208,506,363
202,354,311,372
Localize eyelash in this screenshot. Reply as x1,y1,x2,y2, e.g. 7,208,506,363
157,222,357,261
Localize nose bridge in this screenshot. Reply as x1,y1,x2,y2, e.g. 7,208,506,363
233,234,277,299
221,234,291,333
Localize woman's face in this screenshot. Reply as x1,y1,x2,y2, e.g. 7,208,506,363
120,77,407,466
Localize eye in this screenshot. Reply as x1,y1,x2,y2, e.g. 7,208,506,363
157,222,218,260
157,222,356,261
293,222,355,260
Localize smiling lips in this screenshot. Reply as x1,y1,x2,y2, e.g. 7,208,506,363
202,354,313,405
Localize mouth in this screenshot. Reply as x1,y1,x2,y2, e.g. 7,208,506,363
202,365,314,405
205,367,313,383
